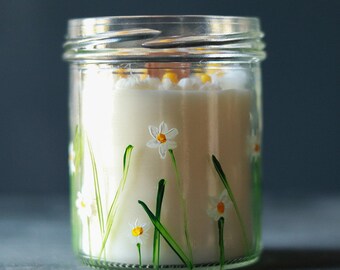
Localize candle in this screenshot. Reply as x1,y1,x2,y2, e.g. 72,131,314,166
69,67,257,266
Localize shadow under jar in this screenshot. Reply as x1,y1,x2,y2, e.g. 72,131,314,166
63,15,266,270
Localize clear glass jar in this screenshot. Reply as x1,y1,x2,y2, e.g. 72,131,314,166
63,16,266,270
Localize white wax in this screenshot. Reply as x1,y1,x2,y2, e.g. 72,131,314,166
78,71,253,265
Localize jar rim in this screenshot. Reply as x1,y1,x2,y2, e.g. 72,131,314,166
63,15,266,62
68,15,259,26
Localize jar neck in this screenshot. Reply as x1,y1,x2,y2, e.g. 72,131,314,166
63,16,266,63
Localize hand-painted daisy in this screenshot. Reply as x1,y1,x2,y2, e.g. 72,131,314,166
249,133,261,159
129,219,149,244
146,121,178,159
75,191,96,220
207,190,231,221
68,143,76,174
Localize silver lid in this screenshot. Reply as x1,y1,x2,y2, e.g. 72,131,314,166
63,15,265,62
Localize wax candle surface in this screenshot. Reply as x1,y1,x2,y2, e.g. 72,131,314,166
70,69,259,266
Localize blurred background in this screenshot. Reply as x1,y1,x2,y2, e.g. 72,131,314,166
0,0,339,197
0,0,339,269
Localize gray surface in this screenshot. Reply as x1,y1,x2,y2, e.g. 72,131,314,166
0,195,339,269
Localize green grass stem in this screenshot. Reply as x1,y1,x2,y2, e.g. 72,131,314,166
87,217,92,260
137,243,142,266
87,138,105,237
99,145,134,258
168,149,193,261
153,179,166,269
138,200,193,269
218,217,225,270
212,155,250,254
253,157,262,252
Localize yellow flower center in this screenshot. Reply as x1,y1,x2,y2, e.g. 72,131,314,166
217,201,225,214
81,201,86,208
132,226,144,237
200,74,212,84
157,133,167,144
116,68,128,78
254,143,260,153
162,72,178,84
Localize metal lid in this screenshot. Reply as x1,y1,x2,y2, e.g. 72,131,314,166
63,15,266,62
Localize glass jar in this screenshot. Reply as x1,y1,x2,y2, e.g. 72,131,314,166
63,16,266,270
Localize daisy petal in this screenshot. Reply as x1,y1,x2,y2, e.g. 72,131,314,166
146,139,159,148
207,208,219,221
167,140,177,149
70,163,76,174
69,143,75,157
85,208,92,217
148,125,158,139
159,143,168,159
219,189,229,201
159,121,168,133
165,128,178,139
209,196,219,206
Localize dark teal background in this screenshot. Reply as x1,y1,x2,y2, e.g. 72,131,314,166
0,0,339,197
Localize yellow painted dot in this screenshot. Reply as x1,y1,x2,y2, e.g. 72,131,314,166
217,201,225,214
162,72,178,84
200,74,212,84
140,73,148,80
157,133,167,144
116,68,128,78
132,226,144,237
139,69,148,80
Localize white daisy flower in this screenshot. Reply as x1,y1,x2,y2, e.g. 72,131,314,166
75,191,96,220
146,121,179,159
249,133,261,159
115,76,140,90
68,143,76,174
178,77,200,90
218,69,248,90
159,78,181,91
207,190,231,221
129,219,150,244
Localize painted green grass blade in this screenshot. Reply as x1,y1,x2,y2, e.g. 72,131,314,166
137,243,142,266
99,145,134,257
73,125,83,173
218,217,225,270
87,138,105,236
138,200,193,269
168,149,193,261
123,145,134,182
212,155,250,253
87,217,93,260
153,179,166,268
253,157,262,252
168,150,180,188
